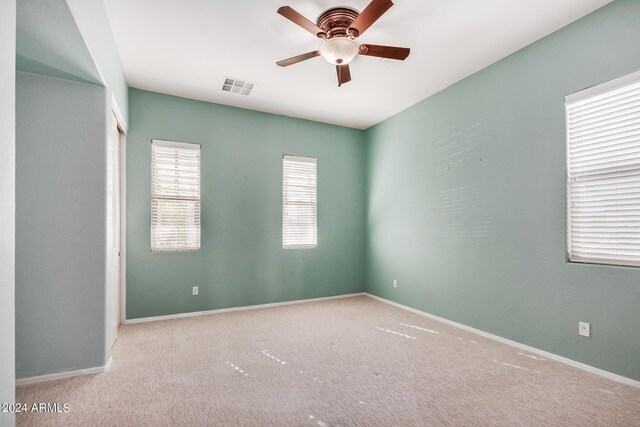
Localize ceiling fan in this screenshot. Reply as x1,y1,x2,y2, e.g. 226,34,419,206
276,0,410,87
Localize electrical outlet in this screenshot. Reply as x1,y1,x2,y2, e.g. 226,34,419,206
393,279,398,288
192,286,199,296
579,321,590,337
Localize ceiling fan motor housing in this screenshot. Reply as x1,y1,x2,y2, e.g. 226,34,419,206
316,7,359,39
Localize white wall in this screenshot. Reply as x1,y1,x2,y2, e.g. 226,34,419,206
0,0,16,425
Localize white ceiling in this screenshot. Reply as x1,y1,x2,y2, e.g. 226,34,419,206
104,0,612,129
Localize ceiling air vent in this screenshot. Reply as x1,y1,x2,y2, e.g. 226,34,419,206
222,78,255,96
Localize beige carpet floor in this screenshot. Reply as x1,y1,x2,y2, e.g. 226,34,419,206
16,295,640,426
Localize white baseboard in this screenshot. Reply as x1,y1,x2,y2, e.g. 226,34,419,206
16,356,113,386
125,292,367,324
364,293,640,389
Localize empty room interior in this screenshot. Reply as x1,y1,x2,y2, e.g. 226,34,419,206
2,0,640,425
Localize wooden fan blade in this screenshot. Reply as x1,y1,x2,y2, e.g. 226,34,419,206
276,51,320,67
349,0,393,37
336,64,352,87
277,6,326,38
359,44,410,60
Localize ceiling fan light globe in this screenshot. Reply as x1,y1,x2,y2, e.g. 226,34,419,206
319,37,359,65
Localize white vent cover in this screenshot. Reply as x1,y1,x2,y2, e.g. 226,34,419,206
222,77,255,96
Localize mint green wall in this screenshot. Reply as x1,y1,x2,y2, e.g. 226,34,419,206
126,89,366,319
16,72,108,378
15,0,127,380
16,0,102,87
365,0,640,380
66,0,129,126
16,0,128,126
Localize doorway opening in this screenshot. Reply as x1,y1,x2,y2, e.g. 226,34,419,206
108,109,125,347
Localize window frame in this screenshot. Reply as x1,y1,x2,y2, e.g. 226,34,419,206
151,139,201,253
282,154,318,250
565,70,640,268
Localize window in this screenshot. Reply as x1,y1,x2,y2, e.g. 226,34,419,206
283,155,317,249
151,139,200,252
566,70,640,267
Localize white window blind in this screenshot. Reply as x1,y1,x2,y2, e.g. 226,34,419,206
283,155,317,249
566,70,640,267
151,139,201,252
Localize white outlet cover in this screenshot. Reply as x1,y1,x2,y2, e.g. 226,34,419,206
579,321,590,337
393,280,398,288
192,286,199,296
